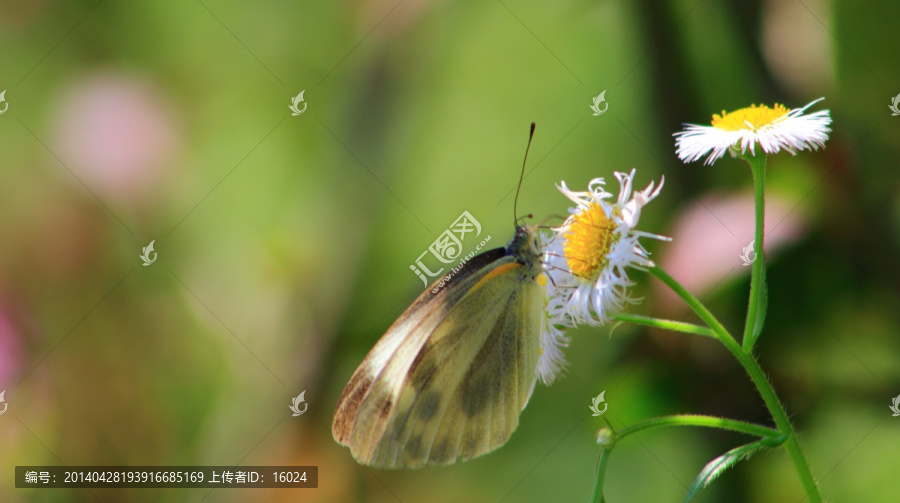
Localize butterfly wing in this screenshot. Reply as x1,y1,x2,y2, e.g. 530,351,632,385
333,248,544,469
369,262,543,468
332,248,506,448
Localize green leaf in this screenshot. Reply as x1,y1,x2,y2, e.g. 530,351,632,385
683,440,768,503
743,260,768,351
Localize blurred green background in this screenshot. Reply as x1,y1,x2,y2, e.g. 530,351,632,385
1,0,899,501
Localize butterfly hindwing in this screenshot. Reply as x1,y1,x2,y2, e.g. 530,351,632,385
333,226,545,469
332,248,508,451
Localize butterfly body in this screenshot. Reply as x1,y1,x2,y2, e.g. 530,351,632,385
333,225,546,469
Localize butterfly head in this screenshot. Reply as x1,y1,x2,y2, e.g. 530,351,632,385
507,224,544,281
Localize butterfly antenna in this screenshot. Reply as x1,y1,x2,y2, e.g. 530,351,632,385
514,122,536,229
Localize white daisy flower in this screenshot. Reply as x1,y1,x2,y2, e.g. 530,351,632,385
674,98,832,165
543,169,669,332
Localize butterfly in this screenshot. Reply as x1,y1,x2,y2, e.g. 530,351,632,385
332,125,548,468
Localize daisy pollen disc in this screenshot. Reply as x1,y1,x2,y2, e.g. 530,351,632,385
563,202,617,279
711,103,790,131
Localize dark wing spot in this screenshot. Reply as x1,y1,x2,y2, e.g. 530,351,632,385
432,438,454,464
416,390,441,420
460,375,491,417
378,397,393,420
405,434,423,458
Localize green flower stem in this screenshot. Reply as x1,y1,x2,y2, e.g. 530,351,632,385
743,153,768,352
615,414,781,440
590,443,614,503
649,266,822,502
612,314,717,339
648,266,735,346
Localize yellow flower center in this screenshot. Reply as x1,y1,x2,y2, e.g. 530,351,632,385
711,103,790,131
564,203,618,279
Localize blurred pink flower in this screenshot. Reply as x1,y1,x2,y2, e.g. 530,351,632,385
655,191,807,312
0,304,24,387
52,72,178,205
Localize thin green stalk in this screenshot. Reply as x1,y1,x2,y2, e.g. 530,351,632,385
590,443,613,503
743,154,768,352
615,414,781,441
648,267,735,345
613,314,717,339
650,266,822,502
